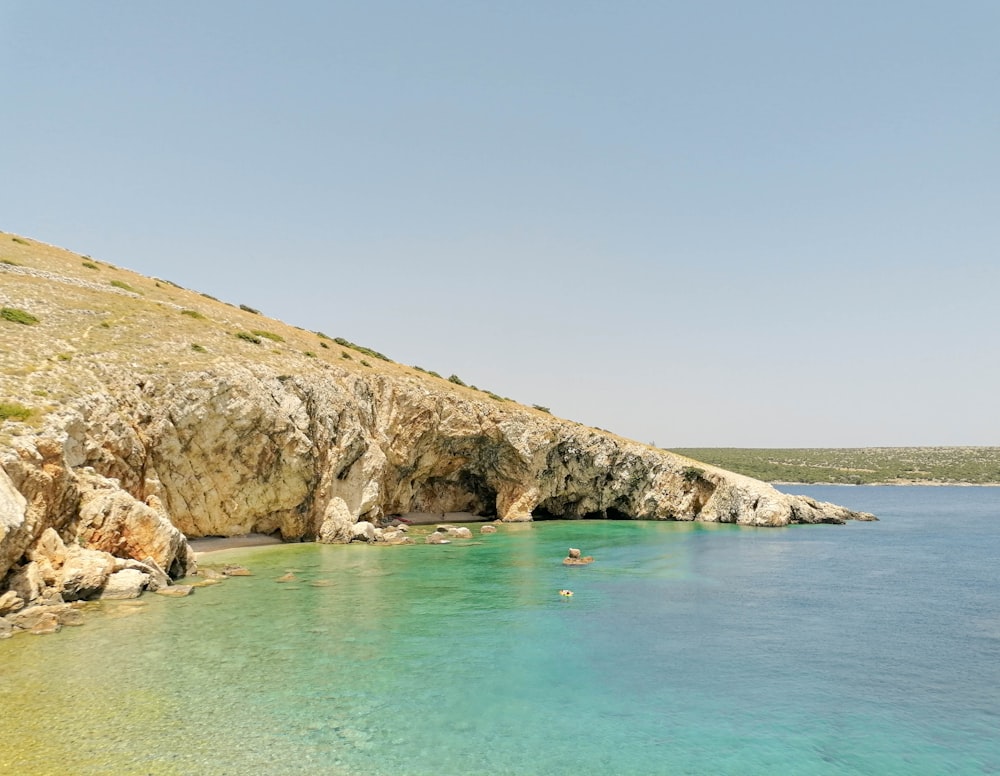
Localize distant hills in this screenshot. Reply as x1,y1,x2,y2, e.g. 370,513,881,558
667,447,1000,485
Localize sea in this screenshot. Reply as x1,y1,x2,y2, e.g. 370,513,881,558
2,485,998,775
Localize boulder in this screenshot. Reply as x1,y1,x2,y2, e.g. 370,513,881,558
115,557,170,591
0,617,12,639
222,565,252,576
155,585,194,598
59,545,117,600
77,472,193,578
6,561,46,605
7,603,73,631
100,569,150,599
426,532,451,544
480,524,497,534
0,589,25,615
351,521,376,543
563,548,594,565
29,612,61,635
318,496,356,544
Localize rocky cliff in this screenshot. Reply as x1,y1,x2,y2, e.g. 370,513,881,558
0,232,875,628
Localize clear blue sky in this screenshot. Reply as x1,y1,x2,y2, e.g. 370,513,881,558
3,2,998,446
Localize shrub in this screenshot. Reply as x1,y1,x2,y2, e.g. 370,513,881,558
681,466,705,483
82,261,99,270
235,332,262,345
250,329,284,343
200,292,219,301
304,351,317,358
180,309,206,320
0,401,33,421
110,280,140,294
360,359,371,367
240,304,261,315
11,237,28,245
532,404,551,414
1,307,39,325
320,342,329,349
341,352,352,360
333,337,392,362
448,374,467,386
56,353,72,361
99,321,111,329
427,370,441,378
191,343,207,353
316,332,332,340
1,259,21,266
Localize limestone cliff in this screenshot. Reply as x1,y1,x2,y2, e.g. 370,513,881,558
0,231,875,621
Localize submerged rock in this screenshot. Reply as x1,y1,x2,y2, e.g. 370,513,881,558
155,585,194,598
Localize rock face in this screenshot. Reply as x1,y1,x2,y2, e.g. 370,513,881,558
0,361,875,604
0,237,876,618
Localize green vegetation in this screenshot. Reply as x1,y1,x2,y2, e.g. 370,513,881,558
681,466,705,483
1,307,40,326
109,279,140,294
341,352,352,360
320,342,329,349
200,292,219,301
532,404,551,414
180,309,206,320
668,447,1000,485
2,259,21,266
333,337,392,362
235,332,262,345
82,261,99,270
11,237,29,245
156,278,183,288
360,359,371,367
240,304,261,315
250,329,284,343
0,401,33,421
190,343,207,353
448,374,466,386
304,351,317,358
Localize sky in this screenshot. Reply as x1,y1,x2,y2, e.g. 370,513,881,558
2,1,998,447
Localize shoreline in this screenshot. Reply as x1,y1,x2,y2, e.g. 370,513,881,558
772,481,1000,487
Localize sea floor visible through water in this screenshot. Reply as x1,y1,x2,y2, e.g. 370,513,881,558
2,485,998,775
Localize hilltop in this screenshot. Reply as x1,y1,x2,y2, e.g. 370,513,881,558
1,229,874,633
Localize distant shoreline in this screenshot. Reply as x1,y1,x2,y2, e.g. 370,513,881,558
772,481,1000,487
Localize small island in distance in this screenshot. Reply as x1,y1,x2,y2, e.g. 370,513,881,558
667,447,1000,486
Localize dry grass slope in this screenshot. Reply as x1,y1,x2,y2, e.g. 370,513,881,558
0,231,563,429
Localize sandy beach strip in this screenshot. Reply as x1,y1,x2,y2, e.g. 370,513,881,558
189,533,286,555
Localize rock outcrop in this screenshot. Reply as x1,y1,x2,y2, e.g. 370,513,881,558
0,232,876,628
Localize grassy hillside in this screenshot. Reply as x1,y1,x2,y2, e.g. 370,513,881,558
667,447,1000,485
0,231,544,425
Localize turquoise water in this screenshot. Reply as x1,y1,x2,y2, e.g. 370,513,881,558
2,486,998,774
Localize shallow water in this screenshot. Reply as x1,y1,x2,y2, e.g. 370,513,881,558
2,486,998,775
